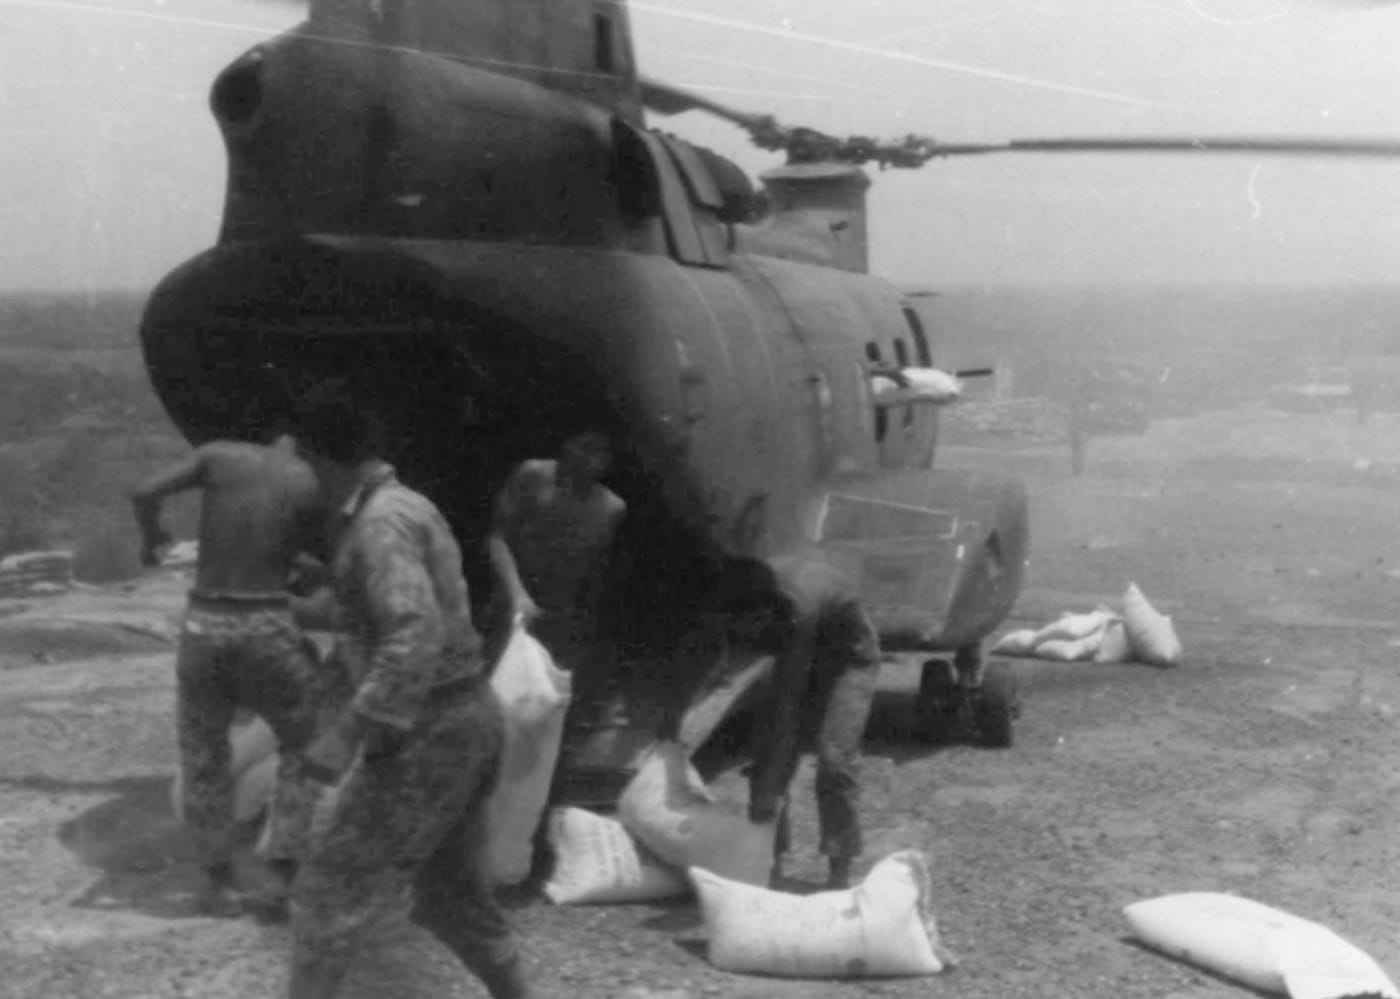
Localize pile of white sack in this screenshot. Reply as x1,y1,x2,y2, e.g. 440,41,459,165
990,581,1182,666
544,741,774,905
543,740,951,979
169,636,952,980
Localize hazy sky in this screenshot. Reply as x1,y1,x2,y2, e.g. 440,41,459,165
3,0,1400,292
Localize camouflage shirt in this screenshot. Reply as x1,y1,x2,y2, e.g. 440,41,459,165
330,464,483,731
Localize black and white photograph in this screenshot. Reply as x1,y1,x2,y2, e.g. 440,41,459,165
2,1,1400,996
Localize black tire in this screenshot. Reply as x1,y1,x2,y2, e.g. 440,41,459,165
976,662,1019,749
914,659,957,745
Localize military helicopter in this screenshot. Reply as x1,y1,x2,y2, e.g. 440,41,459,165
138,0,1400,798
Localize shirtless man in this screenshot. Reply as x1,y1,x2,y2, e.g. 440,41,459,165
132,429,324,917
486,431,626,668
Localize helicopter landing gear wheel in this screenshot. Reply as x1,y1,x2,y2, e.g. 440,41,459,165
914,658,958,745
974,661,1021,749
913,646,1021,748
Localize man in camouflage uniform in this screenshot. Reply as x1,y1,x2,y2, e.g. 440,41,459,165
292,382,532,999
132,427,324,917
717,556,884,891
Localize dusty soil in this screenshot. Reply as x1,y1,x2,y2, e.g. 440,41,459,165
4,405,1400,999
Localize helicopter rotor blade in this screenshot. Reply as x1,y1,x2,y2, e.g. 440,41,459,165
639,74,1400,168
638,77,774,131
927,136,1400,160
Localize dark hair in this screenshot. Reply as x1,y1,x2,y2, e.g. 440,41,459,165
296,379,385,464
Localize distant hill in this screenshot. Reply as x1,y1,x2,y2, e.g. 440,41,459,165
0,289,148,349
0,291,189,579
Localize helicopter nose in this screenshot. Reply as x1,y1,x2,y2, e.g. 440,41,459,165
211,49,266,133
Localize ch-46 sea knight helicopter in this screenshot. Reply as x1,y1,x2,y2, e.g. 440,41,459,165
139,0,1400,800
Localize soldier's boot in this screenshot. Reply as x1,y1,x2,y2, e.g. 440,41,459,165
196,862,244,918
245,859,295,924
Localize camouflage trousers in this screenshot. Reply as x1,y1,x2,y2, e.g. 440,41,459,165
770,659,882,861
291,677,523,996
176,597,321,868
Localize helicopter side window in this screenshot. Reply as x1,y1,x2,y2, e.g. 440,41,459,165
902,306,933,367
810,369,836,466
893,340,917,432
866,342,889,444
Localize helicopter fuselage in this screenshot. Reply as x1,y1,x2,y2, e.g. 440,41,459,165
140,15,1029,744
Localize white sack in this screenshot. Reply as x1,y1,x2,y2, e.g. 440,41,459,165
900,368,962,404
872,369,961,405
542,807,689,905
990,628,1039,656
1094,619,1134,664
170,717,278,822
1031,608,1114,646
486,624,573,885
1035,634,1102,662
618,741,776,887
691,849,948,978
1122,582,1183,666
1125,892,1398,999
235,754,280,832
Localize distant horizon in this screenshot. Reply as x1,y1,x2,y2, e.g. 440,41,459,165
2,277,1398,302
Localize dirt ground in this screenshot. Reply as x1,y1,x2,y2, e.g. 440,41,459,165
3,403,1400,999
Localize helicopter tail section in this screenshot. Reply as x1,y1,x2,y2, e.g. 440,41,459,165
309,0,644,123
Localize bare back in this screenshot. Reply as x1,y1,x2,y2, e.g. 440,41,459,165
192,442,322,595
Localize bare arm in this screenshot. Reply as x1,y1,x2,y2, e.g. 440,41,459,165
130,450,206,563
484,468,535,619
